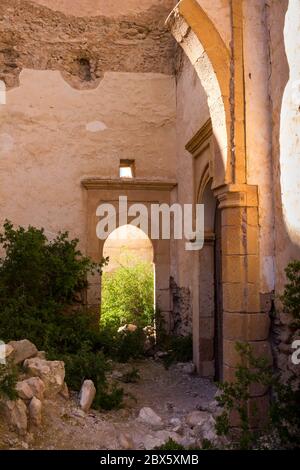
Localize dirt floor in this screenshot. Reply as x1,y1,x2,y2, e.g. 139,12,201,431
0,359,217,450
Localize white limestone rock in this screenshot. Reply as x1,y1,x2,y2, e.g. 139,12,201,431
0,343,14,363
23,357,65,397
16,377,45,401
8,339,38,365
79,379,96,412
29,397,42,427
137,407,164,430
186,410,211,428
59,382,69,400
2,399,28,436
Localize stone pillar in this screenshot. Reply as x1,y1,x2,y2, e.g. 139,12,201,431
196,233,216,377
215,183,271,423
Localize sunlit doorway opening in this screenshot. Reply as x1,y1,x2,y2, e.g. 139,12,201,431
101,225,155,334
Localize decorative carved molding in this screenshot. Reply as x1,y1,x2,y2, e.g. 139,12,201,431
81,178,177,192
185,119,213,156
214,184,258,209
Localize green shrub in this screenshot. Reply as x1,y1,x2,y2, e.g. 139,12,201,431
156,438,185,450
160,334,193,368
0,221,126,409
269,374,300,448
113,329,146,362
93,384,124,411
215,342,300,449
101,259,154,330
281,260,300,327
121,367,141,383
60,348,125,411
215,261,300,449
0,221,101,307
0,364,18,401
99,257,154,362
95,326,146,363
0,221,105,352
215,342,265,449
59,348,109,392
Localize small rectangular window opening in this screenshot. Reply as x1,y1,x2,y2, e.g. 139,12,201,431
119,160,135,178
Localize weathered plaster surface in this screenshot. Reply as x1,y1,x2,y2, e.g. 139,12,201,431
266,0,300,380
0,0,176,88
174,54,209,288
30,0,175,18
0,69,176,249
170,277,192,335
196,0,231,48
267,0,300,292
280,0,300,251
168,3,229,186
103,225,153,273
243,0,275,293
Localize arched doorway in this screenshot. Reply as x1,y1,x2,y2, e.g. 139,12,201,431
214,197,223,381
82,177,176,334
196,178,222,380
101,224,155,330
169,0,267,390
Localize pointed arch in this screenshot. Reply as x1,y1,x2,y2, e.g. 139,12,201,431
167,0,231,186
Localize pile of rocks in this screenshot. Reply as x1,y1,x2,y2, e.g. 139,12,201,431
0,339,67,436
133,404,222,450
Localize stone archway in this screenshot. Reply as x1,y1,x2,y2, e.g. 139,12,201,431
101,224,155,328
167,0,230,185
81,177,177,333
172,0,271,412
198,179,219,379
186,122,221,379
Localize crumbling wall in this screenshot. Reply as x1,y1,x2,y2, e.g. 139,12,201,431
170,277,192,336
170,53,209,335
30,0,175,19
0,0,177,250
0,69,176,251
267,0,300,381
0,0,176,89
196,0,231,48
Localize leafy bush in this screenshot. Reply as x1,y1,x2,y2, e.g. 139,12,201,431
160,335,193,368
97,327,146,363
156,438,185,450
156,439,207,450
98,257,154,363
0,221,124,409
121,367,141,383
215,342,300,449
60,348,125,410
215,342,267,449
0,221,104,352
215,262,300,449
59,348,109,392
0,364,18,401
0,221,100,307
281,260,300,327
93,384,124,411
101,259,154,330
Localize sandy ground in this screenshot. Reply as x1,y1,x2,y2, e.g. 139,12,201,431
0,359,217,450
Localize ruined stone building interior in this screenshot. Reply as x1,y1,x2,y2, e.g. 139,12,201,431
0,0,299,450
